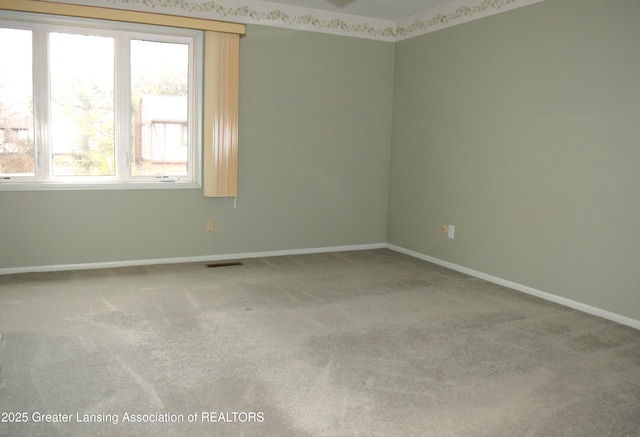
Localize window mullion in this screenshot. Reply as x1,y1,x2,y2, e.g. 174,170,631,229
115,33,131,180
32,26,50,180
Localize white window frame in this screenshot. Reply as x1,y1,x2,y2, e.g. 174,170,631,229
0,10,203,190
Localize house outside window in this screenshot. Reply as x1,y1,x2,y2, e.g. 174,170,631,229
136,95,188,176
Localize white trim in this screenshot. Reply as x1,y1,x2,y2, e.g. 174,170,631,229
387,244,640,331
0,180,202,191
0,243,387,275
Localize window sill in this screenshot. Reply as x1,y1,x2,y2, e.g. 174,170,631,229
0,181,202,191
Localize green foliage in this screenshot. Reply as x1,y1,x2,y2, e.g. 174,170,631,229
134,64,188,96
0,100,35,175
51,77,115,176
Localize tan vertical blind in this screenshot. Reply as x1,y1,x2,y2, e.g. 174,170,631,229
203,31,240,198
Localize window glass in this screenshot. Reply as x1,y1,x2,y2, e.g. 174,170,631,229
49,32,115,177
131,39,189,177
0,28,34,176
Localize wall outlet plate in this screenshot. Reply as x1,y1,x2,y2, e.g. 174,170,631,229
447,225,455,239
206,219,215,232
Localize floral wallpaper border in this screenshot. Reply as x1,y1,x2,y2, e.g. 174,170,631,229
103,0,545,41
396,0,546,41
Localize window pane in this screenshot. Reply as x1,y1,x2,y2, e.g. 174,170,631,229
0,28,34,176
131,39,189,177
50,32,115,176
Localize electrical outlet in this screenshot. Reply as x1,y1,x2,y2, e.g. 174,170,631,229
447,225,455,239
206,219,215,232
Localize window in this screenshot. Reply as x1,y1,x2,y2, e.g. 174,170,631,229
0,10,201,188
1,1,243,195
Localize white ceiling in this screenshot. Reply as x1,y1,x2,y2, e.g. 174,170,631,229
257,0,457,21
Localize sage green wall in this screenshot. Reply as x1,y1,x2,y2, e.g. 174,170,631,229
388,0,640,320
0,24,394,269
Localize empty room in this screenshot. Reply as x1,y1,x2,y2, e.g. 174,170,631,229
1,0,638,435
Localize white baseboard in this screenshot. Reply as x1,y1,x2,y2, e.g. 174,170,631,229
3,242,637,331
0,243,387,276
387,244,640,331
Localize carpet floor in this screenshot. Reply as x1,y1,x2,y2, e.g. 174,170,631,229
0,249,639,436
